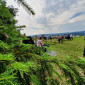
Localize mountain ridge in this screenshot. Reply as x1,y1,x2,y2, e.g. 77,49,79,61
31,30,85,36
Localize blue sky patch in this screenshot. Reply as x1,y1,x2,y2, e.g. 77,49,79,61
32,28,45,30
69,11,85,20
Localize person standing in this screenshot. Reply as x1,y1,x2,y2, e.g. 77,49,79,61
58,35,62,43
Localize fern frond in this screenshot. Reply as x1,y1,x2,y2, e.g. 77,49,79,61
0,53,14,61
53,69,62,81
0,68,19,85
31,75,41,85
12,62,29,72
12,61,36,72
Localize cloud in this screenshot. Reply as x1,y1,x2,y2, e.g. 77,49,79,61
58,20,85,33
6,0,85,35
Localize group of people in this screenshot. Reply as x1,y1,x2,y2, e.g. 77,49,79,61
65,34,73,40
57,34,73,43
23,33,49,47
53,34,73,43
23,33,74,46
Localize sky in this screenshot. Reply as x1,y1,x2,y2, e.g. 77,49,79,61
6,0,85,36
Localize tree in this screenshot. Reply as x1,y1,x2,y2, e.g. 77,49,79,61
8,5,18,17
8,0,35,15
0,0,85,85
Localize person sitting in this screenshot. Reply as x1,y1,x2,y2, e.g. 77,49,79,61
37,37,42,47
22,33,34,44
27,36,34,44
37,37,49,47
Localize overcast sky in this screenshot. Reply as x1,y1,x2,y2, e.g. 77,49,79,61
6,0,85,36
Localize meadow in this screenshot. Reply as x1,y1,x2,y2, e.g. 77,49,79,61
44,36,85,59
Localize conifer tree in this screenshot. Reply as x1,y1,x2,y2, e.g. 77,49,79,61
0,0,85,85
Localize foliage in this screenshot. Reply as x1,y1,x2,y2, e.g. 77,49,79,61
14,0,35,15
0,0,85,85
8,5,18,17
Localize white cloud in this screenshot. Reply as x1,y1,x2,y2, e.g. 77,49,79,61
6,0,85,35
49,11,73,25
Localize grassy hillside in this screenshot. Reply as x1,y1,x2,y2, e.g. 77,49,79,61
44,36,85,59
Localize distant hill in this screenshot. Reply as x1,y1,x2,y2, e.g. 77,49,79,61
31,30,85,37
67,31,85,36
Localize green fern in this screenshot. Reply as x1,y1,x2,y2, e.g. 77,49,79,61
31,75,41,85
0,53,14,61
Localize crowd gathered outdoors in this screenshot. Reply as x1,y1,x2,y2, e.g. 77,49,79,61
0,32,81,47
22,33,81,47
